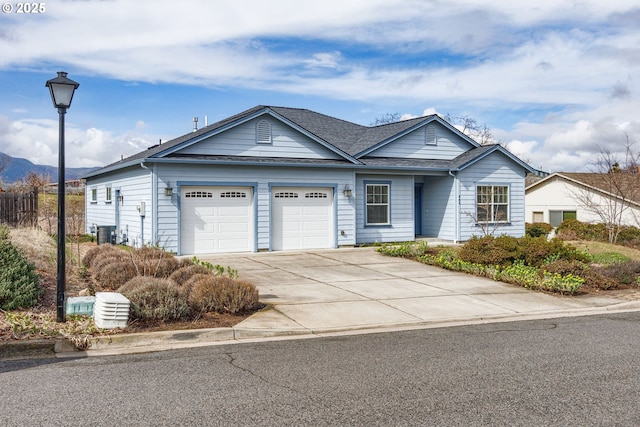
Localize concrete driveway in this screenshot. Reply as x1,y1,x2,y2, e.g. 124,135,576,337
201,247,638,335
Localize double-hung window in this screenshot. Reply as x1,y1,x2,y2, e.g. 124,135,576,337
476,185,509,223
105,186,112,203
366,183,390,225
90,188,98,203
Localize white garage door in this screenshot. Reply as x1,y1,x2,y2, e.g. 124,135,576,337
271,187,333,251
181,186,253,254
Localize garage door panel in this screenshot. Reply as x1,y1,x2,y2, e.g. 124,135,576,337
272,187,333,251
181,186,253,254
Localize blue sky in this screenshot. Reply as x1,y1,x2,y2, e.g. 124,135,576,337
1,0,639,172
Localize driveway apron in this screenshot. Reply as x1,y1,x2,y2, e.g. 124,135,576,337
197,247,629,333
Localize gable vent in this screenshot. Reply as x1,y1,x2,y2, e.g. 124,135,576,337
256,120,272,144
426,125,437,145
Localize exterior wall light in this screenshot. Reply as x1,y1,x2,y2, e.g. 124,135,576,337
343,184,352,198
165,182,174,196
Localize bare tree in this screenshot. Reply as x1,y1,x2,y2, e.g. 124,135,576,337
569,137,640,244
371,113,401,126
444,114,501,145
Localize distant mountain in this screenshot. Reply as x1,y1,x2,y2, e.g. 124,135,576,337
0,152,99,184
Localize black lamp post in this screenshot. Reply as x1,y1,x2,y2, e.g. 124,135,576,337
46,71,79,323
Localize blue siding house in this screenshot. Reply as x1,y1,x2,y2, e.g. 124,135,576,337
83,105,535,255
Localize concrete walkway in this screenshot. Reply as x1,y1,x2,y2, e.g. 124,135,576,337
203,246,640,335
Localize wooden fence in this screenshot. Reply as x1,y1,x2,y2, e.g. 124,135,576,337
0,189,39,226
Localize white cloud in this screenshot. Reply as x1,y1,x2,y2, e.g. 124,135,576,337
1,0,640,172
0,115,158,168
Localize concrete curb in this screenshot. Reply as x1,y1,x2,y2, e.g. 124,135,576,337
4,303,640,360
0,339,56,360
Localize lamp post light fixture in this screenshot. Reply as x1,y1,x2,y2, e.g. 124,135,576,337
46,71,79,323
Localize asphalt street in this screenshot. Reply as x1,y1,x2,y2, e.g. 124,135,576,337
2,312,639,426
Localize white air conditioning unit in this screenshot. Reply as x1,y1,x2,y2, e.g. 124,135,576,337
93,292,130,329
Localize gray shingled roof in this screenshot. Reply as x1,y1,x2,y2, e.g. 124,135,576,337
85,105,533,178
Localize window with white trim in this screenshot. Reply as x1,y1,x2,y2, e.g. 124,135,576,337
366,183,390,225
90,188,97,203
476,185,509,223
256,120,272,144
425,125,437,145
105,186,112,203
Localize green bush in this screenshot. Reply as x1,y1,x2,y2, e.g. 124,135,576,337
0,225,9,241
377,241,431,258
458,235,587,267
498,260,540,289
0,239,42,310
616,226,640,244
556,220,608,241
188,275,259,314
459,235,516,266
119,278,191,321
525,222,554,238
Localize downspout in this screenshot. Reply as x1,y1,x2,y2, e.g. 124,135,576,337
449,170,459,244
139,162,154,246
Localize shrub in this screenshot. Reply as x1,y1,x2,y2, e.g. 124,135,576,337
188,275,259,314
130,246,180,278
459,235,515,266
96,260,139,291
377,241,431,258
616,226,640,244
525,222,554,238
82,244,126,268
0,224,10,241
596,260,640,286
117,275,155,294
540,272,584,294
556,220,608,242
170,264,213,286
91,253,130,273
498,260,540,289
543,259,617,290
118,278,191,321
0,239,42,310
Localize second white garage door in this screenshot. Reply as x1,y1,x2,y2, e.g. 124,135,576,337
181,186,253,254
271,187,334,251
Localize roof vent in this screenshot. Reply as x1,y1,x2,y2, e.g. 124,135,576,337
192,116,198,132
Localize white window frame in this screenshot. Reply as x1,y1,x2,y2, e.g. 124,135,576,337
90,187,98,203
476,185,509,223
365,183,390,225
105,186,112,203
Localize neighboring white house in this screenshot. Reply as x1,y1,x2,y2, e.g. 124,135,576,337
83,105,536,255
525,172,640,227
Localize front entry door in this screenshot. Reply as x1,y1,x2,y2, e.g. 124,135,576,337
414,184,422,236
